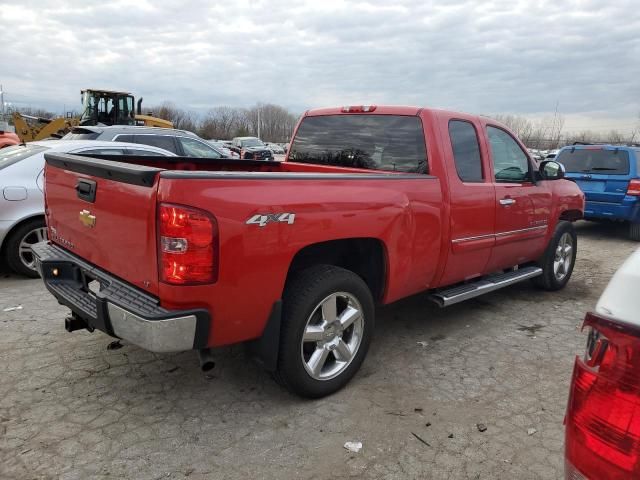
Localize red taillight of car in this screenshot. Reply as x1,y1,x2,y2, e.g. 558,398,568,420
565,312,640,479
158,203,218,285
341,105,377,113
627,179,640,196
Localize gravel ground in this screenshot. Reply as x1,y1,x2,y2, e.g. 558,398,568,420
1,221,637,480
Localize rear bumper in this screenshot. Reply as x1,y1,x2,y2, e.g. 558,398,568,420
32,242,210,352
584,199,640,222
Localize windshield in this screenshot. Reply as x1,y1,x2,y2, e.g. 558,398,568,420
288,115,428,173
0,145,49,170
241,138,264,147
557,149,630,175
79,91,135,126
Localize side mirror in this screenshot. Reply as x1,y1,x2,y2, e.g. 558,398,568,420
539,160,565,180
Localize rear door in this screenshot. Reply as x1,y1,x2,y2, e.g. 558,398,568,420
438,117,496,286
559,147,632,205
44,153,162,295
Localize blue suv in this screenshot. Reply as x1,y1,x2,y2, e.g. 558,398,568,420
557,144,640,240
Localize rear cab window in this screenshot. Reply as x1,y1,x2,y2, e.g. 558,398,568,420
288,114,428,173
449,120,483,182
0,145,49,170
557,148,630,175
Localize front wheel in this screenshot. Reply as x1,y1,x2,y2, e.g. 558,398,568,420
275,265,375,398
532,221,577,291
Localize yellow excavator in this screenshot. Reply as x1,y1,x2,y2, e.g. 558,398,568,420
13,89,173,142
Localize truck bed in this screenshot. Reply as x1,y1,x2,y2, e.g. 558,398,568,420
42,152,443,347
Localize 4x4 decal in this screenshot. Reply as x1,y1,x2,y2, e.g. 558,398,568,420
246,213,296,227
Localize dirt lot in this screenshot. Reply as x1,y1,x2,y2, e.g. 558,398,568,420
1,221,637,480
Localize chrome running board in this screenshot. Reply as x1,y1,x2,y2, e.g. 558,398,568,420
428,266,543,307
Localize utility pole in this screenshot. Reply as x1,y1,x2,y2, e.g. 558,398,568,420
0,84,5,122
257,107,261,139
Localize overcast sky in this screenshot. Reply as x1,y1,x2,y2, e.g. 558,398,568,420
1,0,639,134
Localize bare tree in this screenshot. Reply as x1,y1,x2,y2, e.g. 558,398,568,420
150,102,198,132
198,106,241,139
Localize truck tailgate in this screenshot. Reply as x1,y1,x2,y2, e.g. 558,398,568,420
44,153,162,296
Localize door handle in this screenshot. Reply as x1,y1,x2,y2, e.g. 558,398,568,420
499,198,516,206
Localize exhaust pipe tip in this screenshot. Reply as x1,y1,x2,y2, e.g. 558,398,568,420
198,349,215,372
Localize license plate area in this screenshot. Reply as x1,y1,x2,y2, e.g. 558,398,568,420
576,180,605,192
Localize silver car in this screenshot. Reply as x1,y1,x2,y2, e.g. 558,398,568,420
0,140,175,277
64,126,231,158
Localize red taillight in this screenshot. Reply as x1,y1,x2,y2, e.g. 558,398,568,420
627,179,640,196
565,312,640,479
158,203,218,285
341,105,377,113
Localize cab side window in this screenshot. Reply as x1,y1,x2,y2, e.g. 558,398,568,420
487,126,531,183
178,137,222,158
132,135,178,154
449,120,483,182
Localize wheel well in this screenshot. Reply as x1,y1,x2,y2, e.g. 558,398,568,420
560,209,583,222
287,238,387,301
0,215,45,254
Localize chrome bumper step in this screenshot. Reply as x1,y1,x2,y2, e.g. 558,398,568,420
428,266,543,307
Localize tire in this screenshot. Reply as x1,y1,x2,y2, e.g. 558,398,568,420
532,221,577,291
630,222,640,241
4,218,47,278
274,265,375,398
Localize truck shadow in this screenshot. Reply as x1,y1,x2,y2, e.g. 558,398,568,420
574,219,633,242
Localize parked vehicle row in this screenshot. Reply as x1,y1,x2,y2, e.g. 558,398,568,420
32,105,583,399
63,126,230,159
230,136,274,160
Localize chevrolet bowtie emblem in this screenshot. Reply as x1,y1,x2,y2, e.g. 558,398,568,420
79,209,96,228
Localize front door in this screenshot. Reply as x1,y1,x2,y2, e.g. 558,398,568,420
484,126,548,272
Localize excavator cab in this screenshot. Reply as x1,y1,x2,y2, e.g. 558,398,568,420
79,89,136,126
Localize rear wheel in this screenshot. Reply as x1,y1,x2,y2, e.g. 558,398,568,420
275,265,374,398
532,221,577,291
630,222,640,241
5,218,47,278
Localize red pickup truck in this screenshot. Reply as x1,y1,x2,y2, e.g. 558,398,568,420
33,105,584,397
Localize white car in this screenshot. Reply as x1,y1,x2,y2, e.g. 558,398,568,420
0,140,176,277
564,248,640,479
266,143,285,154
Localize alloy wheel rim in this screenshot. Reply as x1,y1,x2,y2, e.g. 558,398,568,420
19,227,47,271
300,292,364,381
553,232,573,281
